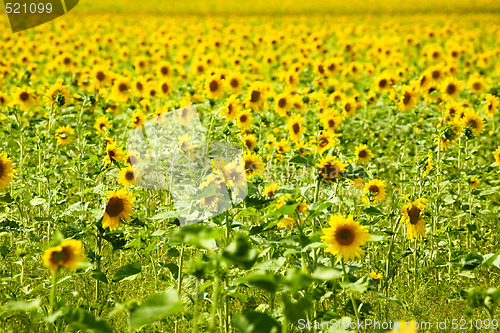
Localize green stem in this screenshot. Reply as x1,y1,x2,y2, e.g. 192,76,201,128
341,258,360,325
175,247,185,333
49,270,58,332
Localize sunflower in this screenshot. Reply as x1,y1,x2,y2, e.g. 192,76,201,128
286,114,305,143
460,110,484,137
94,115,112,134
422,156,433,177
179,134,193,152
236,110,253,129
125,150,141,166
274,92,291,117
206,75,224,98
275,139,290,155
102,188,135,231
118,166,138,187
92,66,111,87
398,86,419,111
263,183,280,198
374,74,393,92
241,133,257,151
277,217,295,230
159,80,173,97
363,179,386,203
243,152,264,177
55,125,74,145
156,61,172,78
469,178,480,189
467,74,488,94
104,143,126,167
221,95,240,121
132,77,147,97
111,77,131,102
221,159,247,189
45,79,71,107
42,239,84,274
341,98,357,117
355,144,374,164
321,214,371,262
401,196,428,240
0,152,16,190
484,94,499,118
244,82,266,110
317,156,348,183
13,87,36,110
0,92,9,107
494,148,500,167
441,77,461,100
225,72,244,93
130,110,147,128
315,132,338,155
320,111,343,132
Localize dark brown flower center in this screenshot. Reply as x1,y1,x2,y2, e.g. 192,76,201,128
344,103,351,112
335,227,355,246
368,185,379,194
321,164,340,179
403,92,411,105
278,98,287,108
161,66,169,75
446,84,456,95
408,205,420,225
125,171,134,181
292,123,300,134
378,79,387,88
240,114,247,123
106,197,124,217
0,161,4,178
250,90,261,103
209,80,219,92
96,71,105,81
358,150,367,158
230,78,239,88
19,91,30,101
118,83,128,92
161,83,169,93
432,70,440,79
473,82,481,90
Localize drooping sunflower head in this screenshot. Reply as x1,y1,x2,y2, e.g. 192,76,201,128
42,239,84,274
401,197,428,240
355,144,374,164
55,125,74,145
0,152,16,190
363,179,386,204
102,188,135,231
321,214,371,262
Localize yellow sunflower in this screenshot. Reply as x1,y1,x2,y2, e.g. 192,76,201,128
118,166,139,187
104,143,126,167
236,110,253,129
243,152,265,177
286,114,305,143
42,239,84,274
94,115,112,134
263,183,280,198
317,156,348,183
441,77,461,100
363,179,386,204
493,148,500,167
241,133,257,151
315,132,338,155
221,95,240,121
205,75,224,98
401,196,428,240
460,110,484,137
13,87,36,110
320,111,343,133
55,125,74,145
244,82,266,110
0,152,16,190
484,94,499,118
321,214,371,262
130,110,147,128
398,86,419,111
102,188,135,231
111,77,131,102
355,144,374,164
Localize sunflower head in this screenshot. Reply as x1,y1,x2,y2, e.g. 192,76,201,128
0,153,16,190
355,144,374,164
102,188,135,231
321,214,371,262
363,179,386,204
42,239,84,274
401,197,428,240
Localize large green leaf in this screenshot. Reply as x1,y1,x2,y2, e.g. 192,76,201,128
233,311,281,333
1,299,40,312
112,262,141,282
65,308,113,333
129,290,183,330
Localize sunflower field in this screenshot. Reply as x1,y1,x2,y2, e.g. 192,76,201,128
1,1,500,332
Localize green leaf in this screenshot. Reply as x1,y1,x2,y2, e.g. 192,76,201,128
1,299,40,312
482,253,500,270
232,311,281,333
239,273,279,294
65,308,113,333
129,290,183,330
0,192,13,204
289,155,314,167
264,202,300,219
283,295,313,322
112,262,141,282
312,267,343,280
340,276,371,293
149,211,177,220
169,223,223,250
91,270,108,284
30,197,46,206
363,206,384,216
